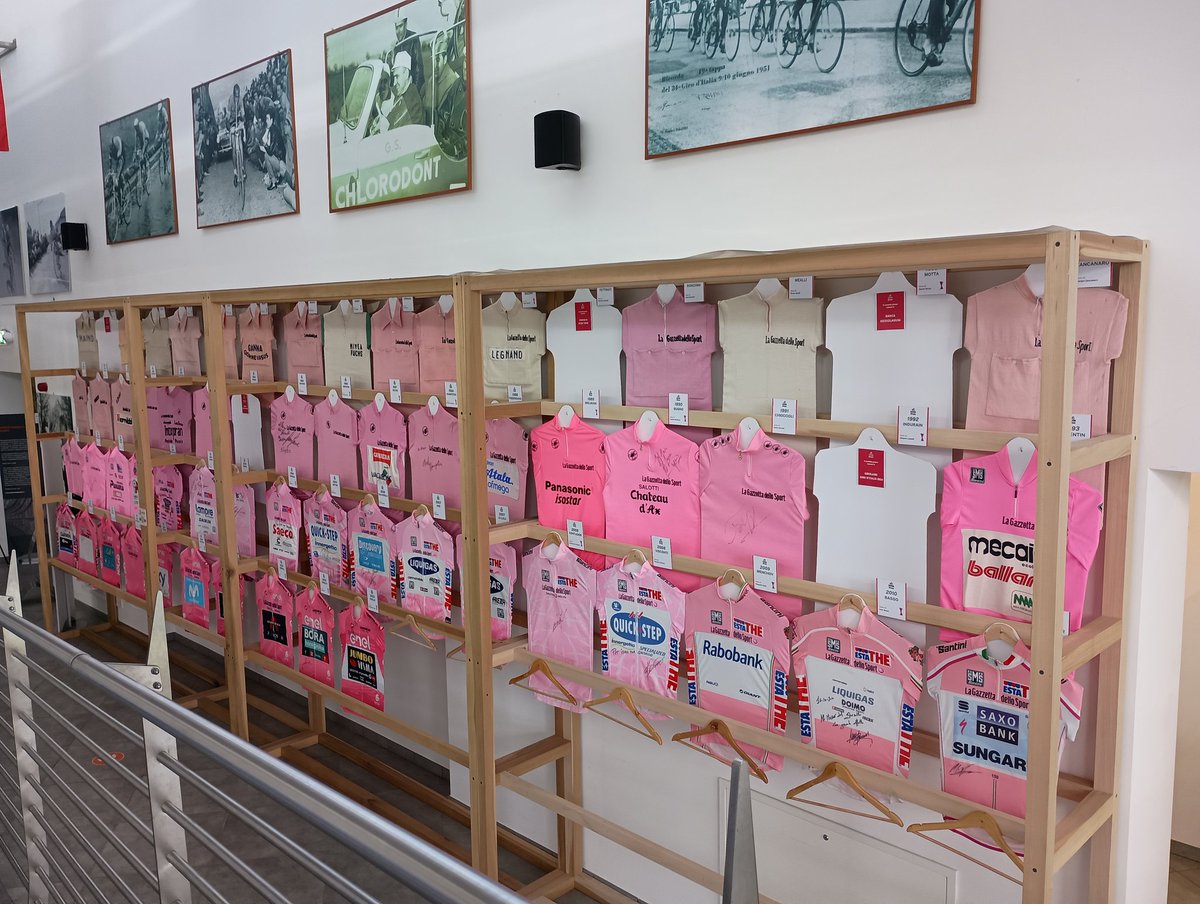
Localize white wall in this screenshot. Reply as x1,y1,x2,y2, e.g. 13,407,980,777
1,1,1197,901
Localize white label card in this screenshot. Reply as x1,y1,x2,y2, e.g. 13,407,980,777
753,556,778,594
377,480,390,507
772,398,797,436
249,369,259,385
287,466,297,488
330,474,341,497
101,367,109,379
1071,414,1092,442
108,505,116,521
651,536,673,570
149,365,157,379
583,389,601,420
351,298,364,313
340,376,352,399
137,508,147,528
297,373,308,395
596,287,615,306
897,405,930,447
566,520,585,550
507,384,523,402
207,451,215,469
240,457,249,473
169,442,177,454
389,379,402,403
117,436,125,452
683,282,704,303
916,268,948,296
789,276,814,300
495,505,510,524
1078,261,1112,288
668,393,689,426
319,572,331,595
432,493,447,520
87,502,94,514
875,578,908,620
444,382,458,408
367,588,379,613
176,366,185,377
402,296,415,313
277,560,287,582
198,534,206,553
521,291,538,308
223,304,233,316
307,300,317,314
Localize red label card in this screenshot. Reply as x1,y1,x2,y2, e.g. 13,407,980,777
574,301,592,332
858,448,885,488
876,292,905,331
241,395,250,415
103,316,112,333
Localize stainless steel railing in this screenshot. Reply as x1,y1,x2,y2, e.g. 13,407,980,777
0,555,526,904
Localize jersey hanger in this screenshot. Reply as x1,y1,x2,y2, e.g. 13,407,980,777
754,277,784,297
869,270,917,296
557,404,575,428
327,389,340,408
497,291,519,312
284,385,296,402
374,392,386,412
1023,263,1046,297
737,417,761,451
338,299,351,315
1005,436,1035,482
655,283,676,304
569,288,596,304
427,395,440,416
437,294,454,314
636,410,660,442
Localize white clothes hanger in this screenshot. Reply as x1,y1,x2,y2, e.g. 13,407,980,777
284,385,296,402
737,417,761,451
569,288,596,304
755,277,784,297
327,390,340,408
427,395,440,416
1006,436,1035,482
388,297,398,315
557,404,575,428
294,301,306,318
539,531,565,560
374,392,386,412
869,271,917,295
338,299,351,315
655,283,676,304
852,426,890,451
636,410,660,442
437,294,454,313
498,291,519,312
1023,263,1046,297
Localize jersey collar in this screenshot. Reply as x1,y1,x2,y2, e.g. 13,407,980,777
994,446,1038,491
634,417,665,446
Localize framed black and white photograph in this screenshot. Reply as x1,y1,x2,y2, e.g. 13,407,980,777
0,206,24,298
24,194,70,296
192,49,300,228
646,0,979,157
99,99,179,244
324,0,471,211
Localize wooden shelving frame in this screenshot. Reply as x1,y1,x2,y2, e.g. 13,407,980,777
15,226,1145,904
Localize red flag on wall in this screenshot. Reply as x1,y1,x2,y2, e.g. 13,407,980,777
0,71,8,151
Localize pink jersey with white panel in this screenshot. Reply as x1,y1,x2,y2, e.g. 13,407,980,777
340,605,386,711
349,500,395,604
315,398,359,488
63,438,86,499
74,511,99,577
72,375,91,437
154,466,184,532
456,539,516,641
699,428,809,618
622,290,718,410
189,467,218,544
147,386,192,452
90,378,114,441
270,392,316,482
603,420,701,591
530,417,607,570
486,418,529,521
84,444,108,508
371,302,419,393
358,402,407,496
792,606,924,777
393,511,454,626
180,547,213,629
98,517,122,586
596,561,684,716
940,448,1103,637
926,634,1083,819
123,527,146,598
522,543,598,711
56,504,78,567
304,490,350,589
106,450,136,519
265,482,304,574
256,572,295,667
407,404,461,511
684,583,791,772
296,587,335,687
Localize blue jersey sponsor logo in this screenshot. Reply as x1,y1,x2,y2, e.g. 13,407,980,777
406,555,439,577
610,611,667,647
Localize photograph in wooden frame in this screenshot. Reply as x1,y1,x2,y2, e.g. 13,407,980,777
646,0,979,158
324,0,472,212
99,98,180,244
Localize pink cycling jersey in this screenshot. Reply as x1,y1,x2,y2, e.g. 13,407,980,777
154,466,184,532
98,516,122,586
192,387,227,463
169,309,203,376
189,467,218,544
926,634,1082,820
270,392,316,481
147,386,192,452
106,449,136,519
622,289,718,410
315,397,359,488
359,401,407,496
394,511,454,628
699,428,809,618
340,605,386,711
456,539,516,641
349,499,395,604
84,443,108,508
72,375,91,437
180,547,213,629
124,527,146,598
372,301,419,393
408,403,461,511
603,420,701,591
56,504,78,567
304,490,350,589
296,587,335,687
684,582,791,772
530,416,607,570
232,484,255,557
596,560,684,718
486,418,529,521
415,303,456,395
792,605,924,777
256,572,295,667
522,543,598,711
265,482,304,574
239,306,276,383
90,377,113,441
112,378,135,445
74,510,98,577
63,438,85,499
940,448,1103,637
282,303,324,385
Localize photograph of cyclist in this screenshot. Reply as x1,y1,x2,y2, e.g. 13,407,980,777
191,50,300,228
99,99,179,244
23,194,70,295
0,206,24,298
647,0,977,158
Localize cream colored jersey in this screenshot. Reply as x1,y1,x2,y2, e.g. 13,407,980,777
76,312,100,373
142,310,173,376
481,300,546,401
322,305,372,389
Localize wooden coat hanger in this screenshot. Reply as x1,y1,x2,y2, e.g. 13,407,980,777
838,593,866,613
396,613,438,651
508,659,579,708
412,503,431,519
984,621,1022,647
785,761,902,826
620,547,648,572
906,811,1024,884
671,720,769,783
717,568,748,601
540,531,565,554
584,687,663,745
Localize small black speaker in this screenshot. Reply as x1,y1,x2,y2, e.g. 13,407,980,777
60,222,89,251
534,110,581,171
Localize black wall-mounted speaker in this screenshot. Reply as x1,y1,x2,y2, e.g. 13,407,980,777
60,222,89,251
534,110,581,171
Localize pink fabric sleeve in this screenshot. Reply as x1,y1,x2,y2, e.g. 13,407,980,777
790,451,809,521
1066,478,1104,575
701,304,718,353
1105,292,1129,362
963,295,980,356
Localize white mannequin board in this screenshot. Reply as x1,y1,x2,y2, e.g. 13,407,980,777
231,393,266,498
825,272,961,469
546,290,622,406
813,428,936,646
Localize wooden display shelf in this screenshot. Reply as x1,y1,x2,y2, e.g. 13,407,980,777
232,469,467,523
1070,434,1134,473
48,559,147,609
145,375,207,387
55,496,138,529
157,530,199,550
30,367,82,378
163,606,224,647
34,432,73,441
210,278,454,307
224,379,449,409
148,449,204,468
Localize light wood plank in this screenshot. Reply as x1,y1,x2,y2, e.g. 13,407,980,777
1069,434,1133,473
1061,617,1122,674
495,735,573,779
16,309,55,631
1053,791,1115,872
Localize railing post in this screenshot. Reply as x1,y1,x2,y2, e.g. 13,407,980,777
723,759,760,904
2,554,49,902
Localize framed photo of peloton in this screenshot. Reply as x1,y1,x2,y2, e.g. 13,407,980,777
324,0,472,212
24,194,70,296
98,99,179,244
645,0,980,158
191,50,300,228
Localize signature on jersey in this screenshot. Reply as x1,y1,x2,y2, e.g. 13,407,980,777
725,507,765,545
651,448,683,480
847,729,874,747
950,763,982,777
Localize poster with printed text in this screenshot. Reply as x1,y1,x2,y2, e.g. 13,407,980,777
99,99,179,243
